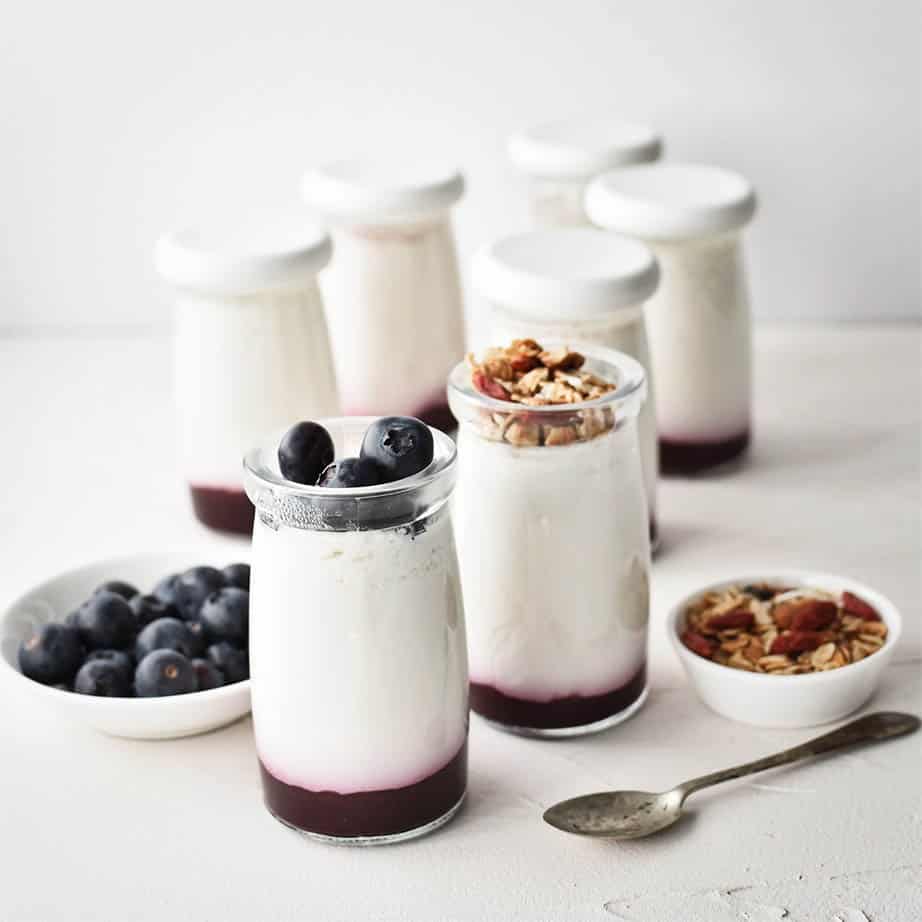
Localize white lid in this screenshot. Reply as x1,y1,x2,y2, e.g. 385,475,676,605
155,216,332,294
507,118,662,180
586,163,757,241
301,160,464,224
473,228,659,317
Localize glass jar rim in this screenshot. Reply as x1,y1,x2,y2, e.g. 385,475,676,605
447,341,646,421
244,417,456,501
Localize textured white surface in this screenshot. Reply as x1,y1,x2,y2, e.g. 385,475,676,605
0,325,920,921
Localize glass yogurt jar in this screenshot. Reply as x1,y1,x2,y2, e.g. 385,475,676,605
586,164,757,473
448,341,650,737
301,161,466,432
155,219,340,534
243,419,468,843
507,117,662,227
474,228,661,545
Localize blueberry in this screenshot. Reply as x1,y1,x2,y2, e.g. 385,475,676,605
76,591,136,650
130,593,176,628
74,659,133,697
135,617,200,660
317,456,385,489
222,562,250,591
191,658,225,691
360,417,434,482
206,642,249,684
85,649,134,681
200,588,249,644
95,580,139,601
18,623,85,685
185,619,208,656
173,566,226,620
278,421,335,485
152,573,181,608
135,650,197,697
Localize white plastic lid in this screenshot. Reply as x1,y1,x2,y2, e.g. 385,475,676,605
473,228,659,317
155,216,332,294
507,118,662,181
301,160,464,224
586,163,757,241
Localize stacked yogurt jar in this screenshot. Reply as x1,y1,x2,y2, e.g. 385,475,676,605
244,416,468,843
508,117,662,227
155,218,340,534
301,160,466,432
473,228,661,544
449,340,651,736
586,164,758,473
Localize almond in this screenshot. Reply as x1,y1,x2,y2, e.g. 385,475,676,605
842,591,882,621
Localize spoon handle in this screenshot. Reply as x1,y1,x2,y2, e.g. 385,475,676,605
676,711,919,799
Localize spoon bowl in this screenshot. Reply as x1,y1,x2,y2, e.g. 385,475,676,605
543,789,684,839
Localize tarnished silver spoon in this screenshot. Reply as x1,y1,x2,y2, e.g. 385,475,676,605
543,711,919,840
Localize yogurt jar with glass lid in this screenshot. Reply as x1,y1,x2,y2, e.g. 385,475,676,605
507,117,662,227
244,418,468,843
155,218,340,534
448,340,650,737
301,160,466,432
586,163,757,474
474,228,661,545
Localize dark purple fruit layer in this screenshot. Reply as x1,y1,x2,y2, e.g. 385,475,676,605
409,396,455,434
260,741,467,839
470,664,646,731
189,485,254,535
659,430,750,476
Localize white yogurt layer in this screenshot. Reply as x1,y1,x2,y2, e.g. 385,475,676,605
321,220,465,416
491,307,658,523
174,287,340,487
644,234,751,442
453,423,650,701
250,507,468,793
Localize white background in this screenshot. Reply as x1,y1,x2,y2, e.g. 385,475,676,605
0,0,919,335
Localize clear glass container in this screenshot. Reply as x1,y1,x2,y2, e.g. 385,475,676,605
474,228,661,545
302,162,466,432
507,118,662,228
155,220,340,534
586,163,757,473
448,344,650,737
243,419,468,843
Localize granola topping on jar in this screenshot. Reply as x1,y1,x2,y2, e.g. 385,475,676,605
680,583,887,675
467,339,618,446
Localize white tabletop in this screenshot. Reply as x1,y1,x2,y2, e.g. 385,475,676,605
1,325,920,922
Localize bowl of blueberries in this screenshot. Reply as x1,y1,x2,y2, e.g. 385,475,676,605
0,550,251,739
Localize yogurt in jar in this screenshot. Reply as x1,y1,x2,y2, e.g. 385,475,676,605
507,117,662,227
448,341,650,736
156,218,340,534
302,161,466,432
586,164,757,473
474,228,661,544
243,419,468,843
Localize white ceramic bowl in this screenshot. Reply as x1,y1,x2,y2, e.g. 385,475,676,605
668,570,902,728
0,550,251,739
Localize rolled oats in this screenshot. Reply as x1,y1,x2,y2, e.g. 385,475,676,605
680,583,887,675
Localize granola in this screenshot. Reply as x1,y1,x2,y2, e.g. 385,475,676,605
468,339,618,447
680,584,887,675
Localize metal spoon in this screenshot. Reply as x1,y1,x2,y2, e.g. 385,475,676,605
543,711,919,840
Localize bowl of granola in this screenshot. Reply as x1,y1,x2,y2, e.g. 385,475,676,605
668,571,901,727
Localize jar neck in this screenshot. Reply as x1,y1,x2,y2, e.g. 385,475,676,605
493,301,645,333
332,212,452,242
